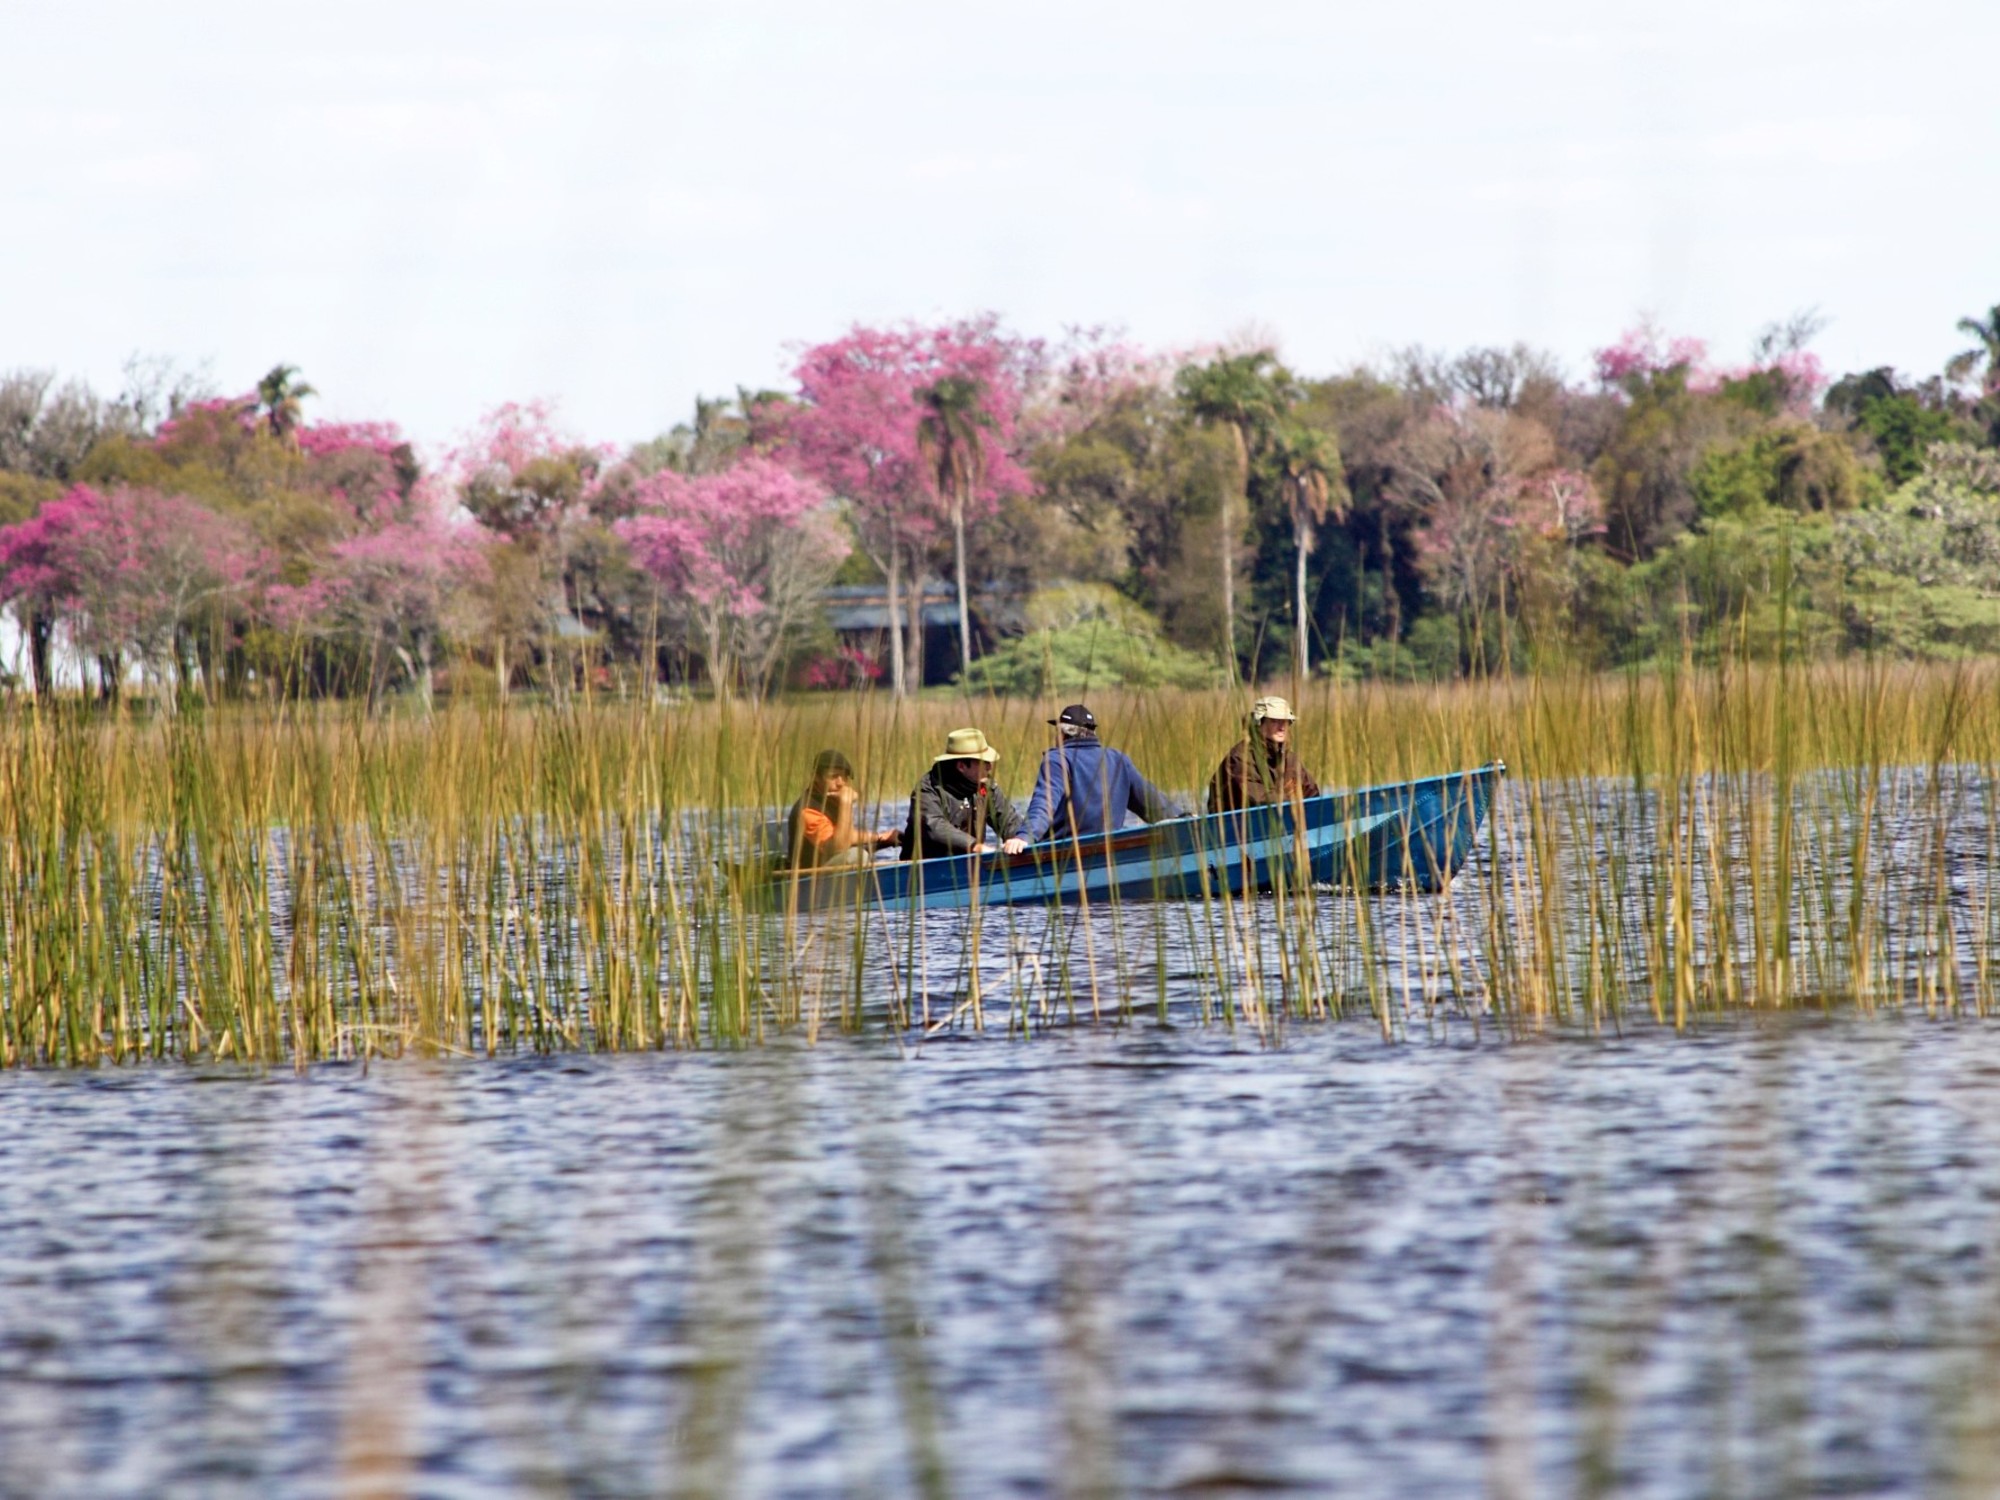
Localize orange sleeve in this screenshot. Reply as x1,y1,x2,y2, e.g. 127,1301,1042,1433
799,808,836,845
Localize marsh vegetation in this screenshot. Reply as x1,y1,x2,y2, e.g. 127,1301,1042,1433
2,654,1995,1068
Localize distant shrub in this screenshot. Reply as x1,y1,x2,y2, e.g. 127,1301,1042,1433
960,615,1220,696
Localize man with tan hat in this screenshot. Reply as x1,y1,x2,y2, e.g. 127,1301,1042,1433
1207,696,1321,812
901,727,1027,861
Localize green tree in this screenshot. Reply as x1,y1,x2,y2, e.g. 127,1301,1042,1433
1830,444,2000,656
1591,363,1724,560
997,377,1233,666
1689,424,1875,518
916,372,994,682
1294,372,1424,655
1269,420,1346,681
1824,368,1962,486
1175,350,1293,680
1634,509,1842,662
628,388,785,479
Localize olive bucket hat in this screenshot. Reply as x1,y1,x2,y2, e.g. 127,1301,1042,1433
934,727,1000,764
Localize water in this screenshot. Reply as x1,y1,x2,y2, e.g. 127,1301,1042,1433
7,769,2000,1495
5,1016,2000,1497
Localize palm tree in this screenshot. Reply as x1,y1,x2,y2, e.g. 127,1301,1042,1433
1175,351,1291,682
1951,304,2000,392
1950,306,2000,444
916,373,994,682
1272,421,1348,683
1953,305,2000,382
256,364,316,441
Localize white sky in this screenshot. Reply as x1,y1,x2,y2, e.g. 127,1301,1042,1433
6,1,1997,454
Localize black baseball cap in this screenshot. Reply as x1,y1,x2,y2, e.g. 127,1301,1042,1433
1048,704,1096,730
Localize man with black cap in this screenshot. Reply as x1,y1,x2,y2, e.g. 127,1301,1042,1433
787,749,901,868
1009,703,1179,853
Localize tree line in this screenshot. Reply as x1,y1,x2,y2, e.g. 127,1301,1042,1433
2,305,1998,708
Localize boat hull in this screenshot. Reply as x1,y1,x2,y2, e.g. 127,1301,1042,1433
756,762,1503,913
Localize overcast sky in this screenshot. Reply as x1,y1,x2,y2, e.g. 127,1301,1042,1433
6,1,1997,452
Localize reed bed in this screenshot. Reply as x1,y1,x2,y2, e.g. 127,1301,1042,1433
1,655,1997,1066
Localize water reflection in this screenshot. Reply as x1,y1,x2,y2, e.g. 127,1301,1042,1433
3,1020,2000,1495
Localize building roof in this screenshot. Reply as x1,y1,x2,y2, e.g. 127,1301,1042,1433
823,583,958,632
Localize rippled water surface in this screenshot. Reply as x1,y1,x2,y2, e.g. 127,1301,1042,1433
6,1015,2000,1497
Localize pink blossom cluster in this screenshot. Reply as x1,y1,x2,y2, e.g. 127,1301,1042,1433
271,508,483,640
1503,469,1606,543
786,318,1036,547
798,646,884,691
1023,328,1171,445
295,421,406,461
449,399,612,488
297,419,421,527
618,457,838,614
1709,349,1830,414
152,394,261,448
1593,327,1713,389
1594,325,1829,414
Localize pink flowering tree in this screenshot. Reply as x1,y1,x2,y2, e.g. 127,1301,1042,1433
1499,467,1607,642
0,494,71,695
1020,327,1172,447
798,645,884,691
616,456,847,700
452,400,607,700
0,485,266,706
151,393,263,454
276,496,484,713
149,396,425,566
1720,314,1831,416
294,420,422,531
785,318,1035,694
1515,468,1606,545
1593,326,1714,393
786,328,927,695
1595,319,1829,415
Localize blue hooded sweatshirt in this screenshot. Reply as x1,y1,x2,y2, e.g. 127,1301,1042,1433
1020,734,1180,844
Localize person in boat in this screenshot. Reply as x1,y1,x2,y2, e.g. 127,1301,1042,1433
787,749,901,869
1207,695,1321,812
903,727,1027,861
1009,703,1179,854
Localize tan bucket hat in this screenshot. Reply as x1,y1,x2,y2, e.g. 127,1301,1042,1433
934,727,1000,764
1250,695,1297,723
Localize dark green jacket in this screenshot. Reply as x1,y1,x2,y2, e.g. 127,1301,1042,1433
903,766,1025,860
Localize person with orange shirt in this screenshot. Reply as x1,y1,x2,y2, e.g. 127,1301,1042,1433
787,750,900,868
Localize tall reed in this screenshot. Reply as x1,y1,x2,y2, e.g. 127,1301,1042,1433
0,655,1994,1066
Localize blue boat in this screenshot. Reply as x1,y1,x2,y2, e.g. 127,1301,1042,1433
756,762,1504,913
